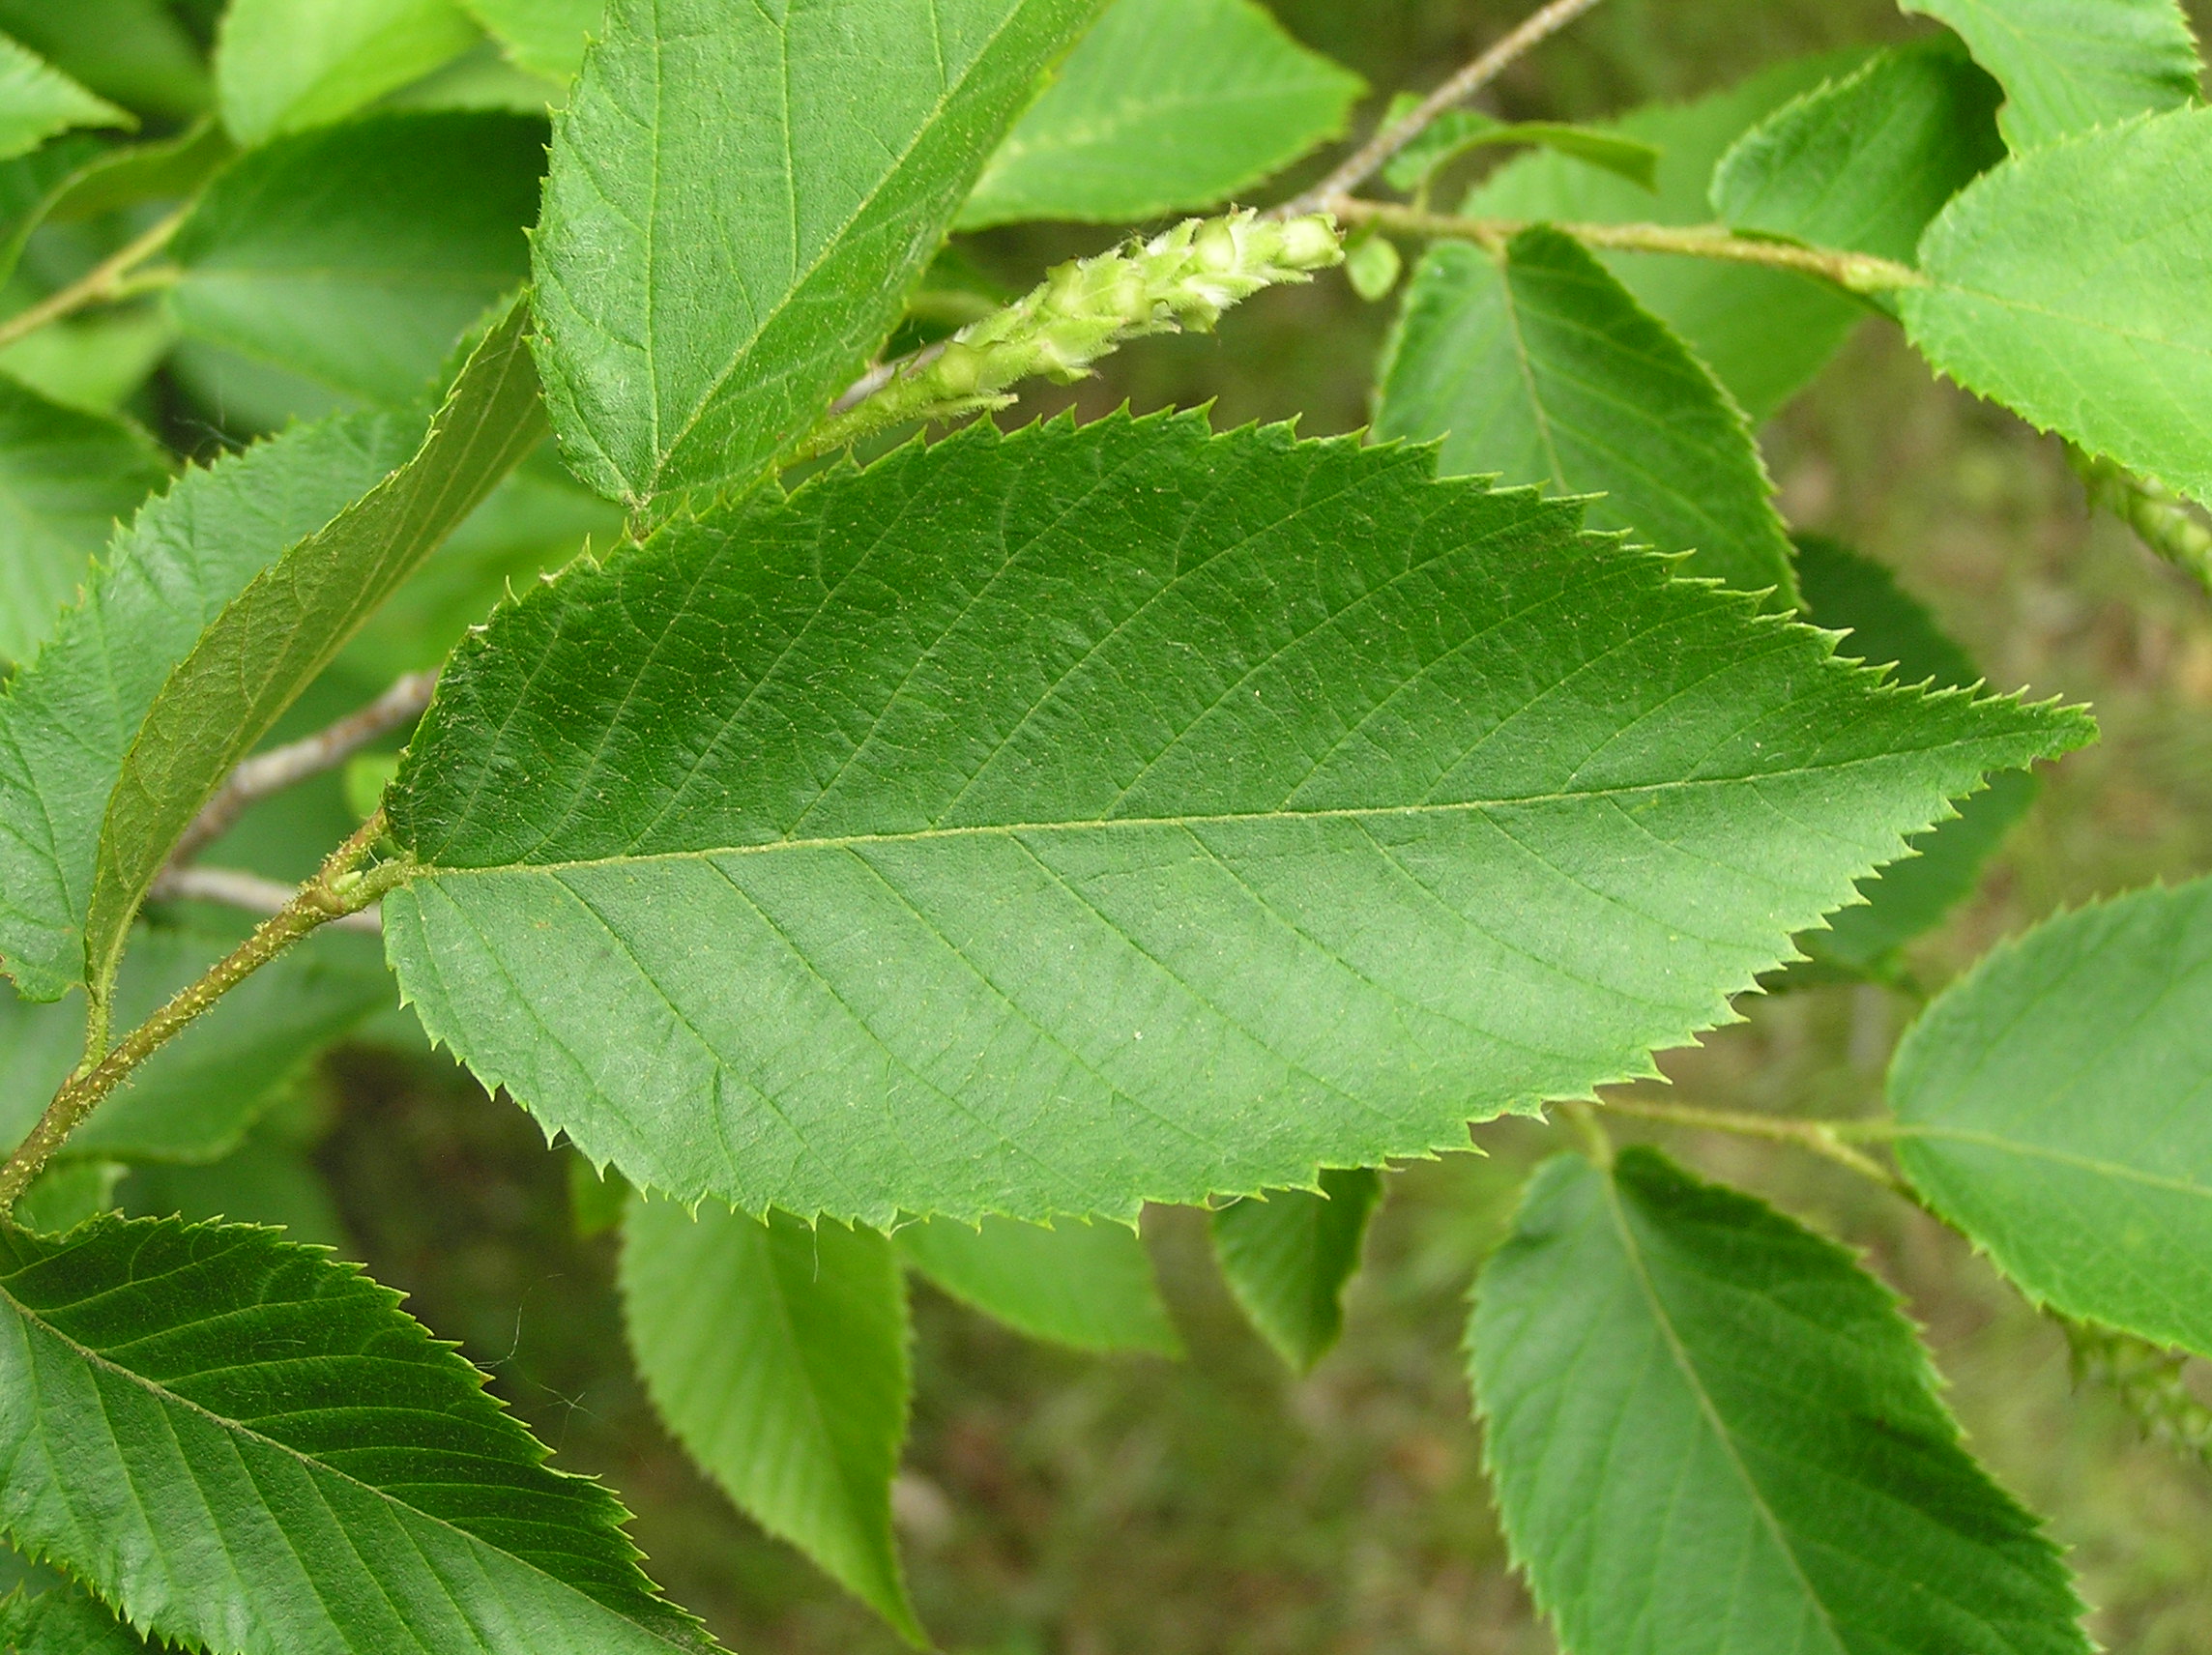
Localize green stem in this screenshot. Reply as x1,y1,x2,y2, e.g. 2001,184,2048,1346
1329,198,1928,296
1590,1092,1909,1192
2070,447,2212,595
0,812,410,1215
0,207,187,355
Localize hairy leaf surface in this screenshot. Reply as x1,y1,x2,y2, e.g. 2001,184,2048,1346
1473,1148,2085,1655
1891,879,2212,1356
1210,1166,1379,1372
0,413,411,1001
1902,106,2212,509
0,922,390,1163
1712,41,2005,268
0,1215,707,1654
1374,227,1794,599
384,413,2085,1226
215,0,480,144
1898,0,2199,152
0,379,166,667
621,1198,918,1640
899,1213,1179,1354
0,38,129,163
171,111,542,408
84,296,542,1002
1790,537,2036,978
957,0,1362,228
532,0,1105,509
1466,52,1868,419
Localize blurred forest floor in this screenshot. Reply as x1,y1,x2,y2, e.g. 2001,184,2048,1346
306,2,2212,1650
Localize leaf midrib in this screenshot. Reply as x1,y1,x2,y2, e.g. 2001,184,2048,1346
404,739,2026,877
1894,1125,2212,1201
0,1273,703,1651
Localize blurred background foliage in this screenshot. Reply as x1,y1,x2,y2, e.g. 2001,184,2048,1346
19,0,2212,1649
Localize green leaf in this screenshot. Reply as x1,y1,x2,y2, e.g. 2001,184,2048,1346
1382,105,1658,194
956,0,1363,229
530,0,1106,510
1901,105,2212,510
460,0,601,85
0,378,166,666
1790,537,2035,978
122,1126,353,1251
621,1196,918,1641
1466,50,1870,420
0,0,209,122
82,296,543,1005
1210,1165,1379,1372
0,309,175,417
170,111,543,409
381,413,2087,1227
1472,1147,2086,1655
1374,226,1796,600
42,117,235,224
1898,0,2199,152
0,37,131,164
0,921,390,1165
14,1160,123,1235
0,1214,710,1653
1711,41,2006,269
0,411,414,1002
1890,878,2212,1357
898,1213,1179,1355
215,0,481,145
0,1577,153,1653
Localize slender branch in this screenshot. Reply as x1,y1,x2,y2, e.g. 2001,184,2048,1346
149,864,384,936
1590,1092,1908,1192
0,813,409,1214
0,207,187,355
2070,447,2212,595
1275,0,1610,218
1330,199,1927,295
166,671,434,869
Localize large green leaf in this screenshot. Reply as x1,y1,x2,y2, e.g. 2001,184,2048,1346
170,111,543,408
621,1197,918,1640
1472,1147,2085,1655
0,920,390,1164
0,379,166,666
1898,0,2199,152
1210,1165,1379,1372
0,412,413,1002
956,0,1362,229
1790,537,2036,979
530,0,1106,510
381,413,2086,1227
1890,878,2212,1357
83,297,542,1004
1465,51,1869,420
0,1577,152,1653
898,1213,1179,1354
0,1214,709,1653
1901,106,2212,509
0,0,208,122
0,37,129,163
215,0,480,145
1711,40,2005,268
461,0,602,84
1373,226,1795,600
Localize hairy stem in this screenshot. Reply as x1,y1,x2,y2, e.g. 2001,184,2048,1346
2070,448,2212,595
150,864,385,935
792,210,1342,462
1590,1092,1908,1192
0,207,187,355
0,813,409,1214
167,670,435,869
1275,0,1610,218
1329,199,1927,294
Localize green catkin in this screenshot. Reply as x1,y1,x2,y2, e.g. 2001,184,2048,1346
796,210,1343,461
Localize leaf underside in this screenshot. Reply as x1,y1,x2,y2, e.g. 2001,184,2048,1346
383,412,2085,1227
1890,877,2212,1357
0,1214,709,1655
1374,225,1796,601
899,1211,1179,1355
1472,1148,2087,1655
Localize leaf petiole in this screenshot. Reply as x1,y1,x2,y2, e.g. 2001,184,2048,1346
1589,1091,1910,1192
